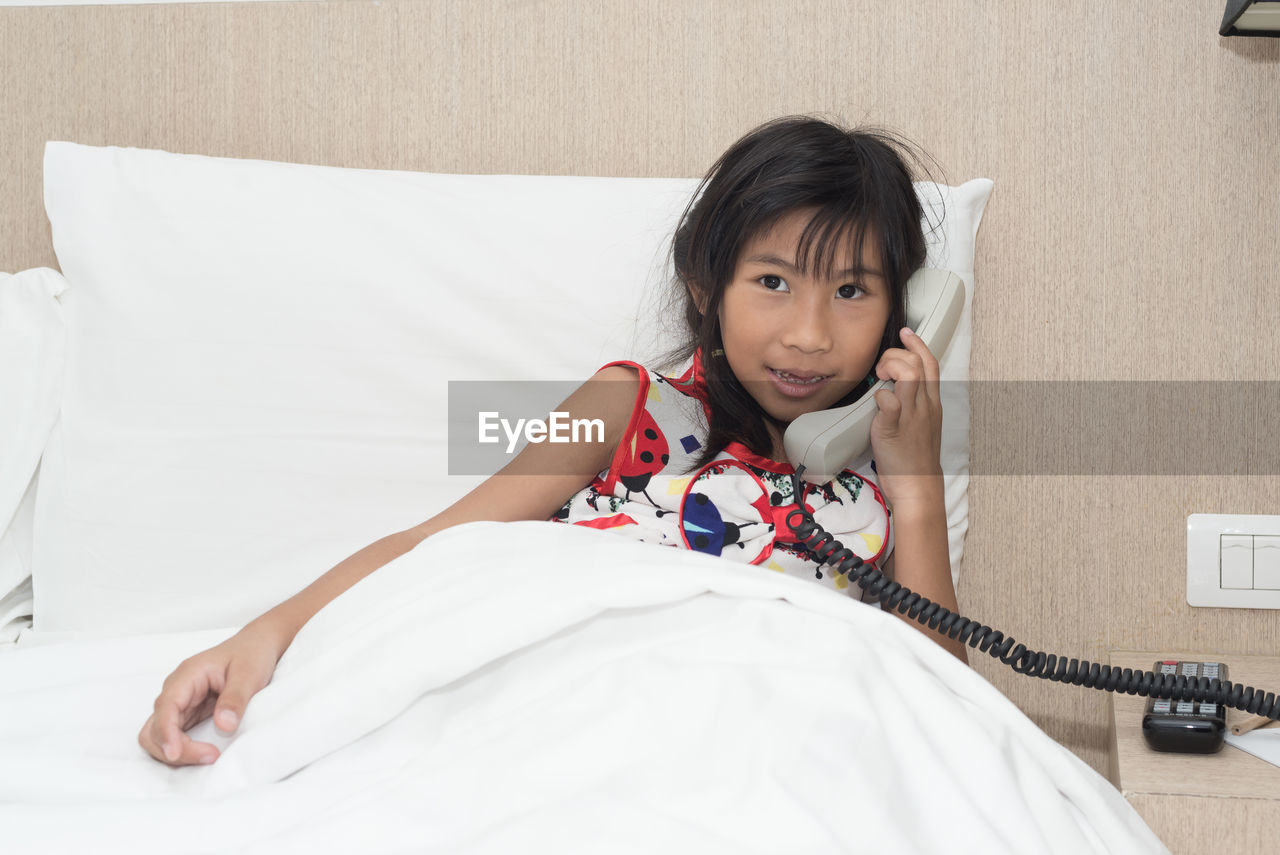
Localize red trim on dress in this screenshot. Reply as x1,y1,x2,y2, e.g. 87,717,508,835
723,441,795,474
572,513,639,531
595,360,649,495
864,479,892,565
668,352,713,423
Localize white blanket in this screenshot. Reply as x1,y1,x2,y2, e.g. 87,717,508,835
0,521,1165,854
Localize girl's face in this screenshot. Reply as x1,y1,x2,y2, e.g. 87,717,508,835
716,208,892,455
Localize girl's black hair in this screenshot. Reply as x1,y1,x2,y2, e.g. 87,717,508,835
654,115,943,472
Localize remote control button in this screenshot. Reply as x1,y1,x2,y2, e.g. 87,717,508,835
1181,663,1200,677
1176,701,1195,714
1200,703,1218,716
1153,700,1172,714
1202,663,1220,678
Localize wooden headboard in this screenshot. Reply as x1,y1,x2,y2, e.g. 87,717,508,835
4,0,1279,775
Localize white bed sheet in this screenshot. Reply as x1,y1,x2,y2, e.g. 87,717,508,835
0,521,1166,854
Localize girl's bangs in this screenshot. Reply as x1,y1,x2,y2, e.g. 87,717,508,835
792,204,881,282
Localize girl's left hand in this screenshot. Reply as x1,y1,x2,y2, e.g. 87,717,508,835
869,327,943,511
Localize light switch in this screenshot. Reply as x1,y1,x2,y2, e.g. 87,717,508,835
1188,514,1280,608
1220,535,1253,589
1256,536,1280,590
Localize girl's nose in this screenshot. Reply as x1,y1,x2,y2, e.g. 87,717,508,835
779,298,832,353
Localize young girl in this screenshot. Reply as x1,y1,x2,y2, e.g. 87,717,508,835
138,116,966,768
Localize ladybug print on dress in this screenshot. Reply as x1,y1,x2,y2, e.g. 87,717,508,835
680,460,771,561
616,408,669,504
680,491,759,556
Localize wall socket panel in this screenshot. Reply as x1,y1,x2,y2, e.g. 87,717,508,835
1187,514,1280,608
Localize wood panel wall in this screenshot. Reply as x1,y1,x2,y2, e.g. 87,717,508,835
3,0,1279,775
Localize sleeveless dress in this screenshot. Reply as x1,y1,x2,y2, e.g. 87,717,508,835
550,358,893,603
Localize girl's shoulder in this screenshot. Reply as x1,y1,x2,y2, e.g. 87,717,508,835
587,361,645,420
596,358,704,398
592,359,709,418
580,362,643,421
592,361,642,384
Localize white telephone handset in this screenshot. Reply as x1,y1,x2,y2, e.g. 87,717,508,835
782,268,966,484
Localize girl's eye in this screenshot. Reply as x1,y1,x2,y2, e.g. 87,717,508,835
837,283,865,299
759,274,788,292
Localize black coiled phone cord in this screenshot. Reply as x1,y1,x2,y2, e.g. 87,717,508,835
785,468,1280,720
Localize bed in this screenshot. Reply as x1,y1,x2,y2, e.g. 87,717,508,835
0,139,1170,852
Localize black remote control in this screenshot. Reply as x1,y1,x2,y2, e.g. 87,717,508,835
1141,660,1227,754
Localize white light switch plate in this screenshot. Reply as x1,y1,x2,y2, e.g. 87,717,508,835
1187,514,1280,608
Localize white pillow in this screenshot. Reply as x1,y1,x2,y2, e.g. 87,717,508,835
919,180,993,589
0,267,68,635
37,141,990,633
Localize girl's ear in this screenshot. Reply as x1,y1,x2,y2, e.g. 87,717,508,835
685,280,709,316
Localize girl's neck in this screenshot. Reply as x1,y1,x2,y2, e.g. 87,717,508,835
765,423,787,464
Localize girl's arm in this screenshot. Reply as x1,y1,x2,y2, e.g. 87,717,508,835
263,363,641,645
139,364,640,766
869,327,968,664
880,494,968,664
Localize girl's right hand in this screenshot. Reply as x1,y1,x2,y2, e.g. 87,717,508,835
137,620,291,766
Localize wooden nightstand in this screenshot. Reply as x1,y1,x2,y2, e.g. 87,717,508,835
1107,651,1280,853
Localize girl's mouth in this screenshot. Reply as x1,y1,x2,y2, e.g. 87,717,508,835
767,368,831,398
